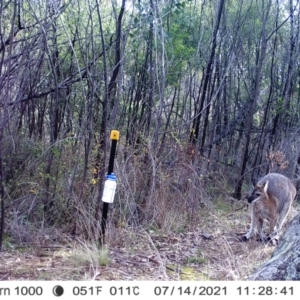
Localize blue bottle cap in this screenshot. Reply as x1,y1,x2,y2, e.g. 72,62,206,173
106,173,117,180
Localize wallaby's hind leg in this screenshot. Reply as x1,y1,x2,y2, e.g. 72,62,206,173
267,202,291,245
275,201,292,236
264,217,279,245
270,200,292,245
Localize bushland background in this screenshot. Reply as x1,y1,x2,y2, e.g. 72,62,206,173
0,0,300,280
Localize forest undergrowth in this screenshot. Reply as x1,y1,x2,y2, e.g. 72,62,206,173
1,195,298,281
1,140,300,280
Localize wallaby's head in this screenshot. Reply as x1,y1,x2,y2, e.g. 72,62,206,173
247,181,269,203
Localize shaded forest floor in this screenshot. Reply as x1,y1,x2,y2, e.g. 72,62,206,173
1,199,299,281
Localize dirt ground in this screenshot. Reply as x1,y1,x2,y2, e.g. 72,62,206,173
0,200,298,281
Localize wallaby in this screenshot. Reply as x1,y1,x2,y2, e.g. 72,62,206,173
241,173,296,243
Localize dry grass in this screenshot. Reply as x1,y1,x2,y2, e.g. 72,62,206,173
1,197,298,281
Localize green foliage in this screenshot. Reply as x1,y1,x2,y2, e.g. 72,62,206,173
186,249,206,264
275,97,284,115
163,1,200,85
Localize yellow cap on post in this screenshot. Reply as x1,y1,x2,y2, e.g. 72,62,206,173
110,130,120,140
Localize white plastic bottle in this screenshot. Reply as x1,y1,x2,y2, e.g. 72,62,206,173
102,173,117,203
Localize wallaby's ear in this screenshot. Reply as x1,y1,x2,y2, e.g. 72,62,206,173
263,180,269,193
256,183,262,189
256,181,268,193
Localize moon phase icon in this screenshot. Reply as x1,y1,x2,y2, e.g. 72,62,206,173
53,285,64,297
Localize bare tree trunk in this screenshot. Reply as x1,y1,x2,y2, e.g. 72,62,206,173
234,0,271,199
269,0,300,151
189,0,225,146
146,0,154,136
95,0,109,225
